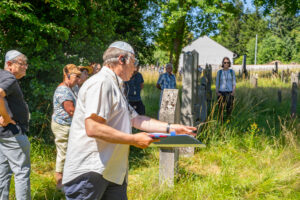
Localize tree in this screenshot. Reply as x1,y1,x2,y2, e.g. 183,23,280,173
154,0,238,73
0,0,154,138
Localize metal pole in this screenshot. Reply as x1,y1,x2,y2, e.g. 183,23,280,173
254,34,258,65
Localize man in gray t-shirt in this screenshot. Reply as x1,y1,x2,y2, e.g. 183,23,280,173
0,50,31,199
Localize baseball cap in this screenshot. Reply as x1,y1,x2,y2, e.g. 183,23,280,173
5,50,22,63
109,41,135,55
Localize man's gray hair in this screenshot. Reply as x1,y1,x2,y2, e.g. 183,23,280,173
166,63,173,69
4,54,27,69
102,47,132,66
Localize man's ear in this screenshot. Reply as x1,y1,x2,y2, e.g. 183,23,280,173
118,55,126,65
6,61,13,67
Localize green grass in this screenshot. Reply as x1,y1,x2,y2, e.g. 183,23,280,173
9,70,300,199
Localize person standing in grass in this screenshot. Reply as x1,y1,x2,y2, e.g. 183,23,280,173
62,41,196,200
216,57,236,121
0,50,31,199
124,65,145,115
51,64,81,189
156,63,176,118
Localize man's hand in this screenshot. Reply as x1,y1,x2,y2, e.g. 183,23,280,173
231,91,235,96
170,124,197,136
0,115,16,127
132,132,160,149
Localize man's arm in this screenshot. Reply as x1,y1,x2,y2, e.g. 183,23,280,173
0,88,15,126
156,83,161,90
131,115,196,135
156,74,163,90
85,114,159,149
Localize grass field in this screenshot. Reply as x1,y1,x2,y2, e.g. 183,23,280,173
9,70,300,200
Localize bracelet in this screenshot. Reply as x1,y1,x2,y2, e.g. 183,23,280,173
166,123,171,133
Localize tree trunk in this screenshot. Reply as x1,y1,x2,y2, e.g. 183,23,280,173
173,16,186,74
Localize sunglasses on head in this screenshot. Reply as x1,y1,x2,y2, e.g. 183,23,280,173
70,73,81,78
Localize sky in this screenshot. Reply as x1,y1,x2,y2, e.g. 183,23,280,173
244,0,256,12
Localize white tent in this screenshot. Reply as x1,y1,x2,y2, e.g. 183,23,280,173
179,36,236,68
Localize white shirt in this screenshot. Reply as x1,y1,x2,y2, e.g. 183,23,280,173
62,66,138,185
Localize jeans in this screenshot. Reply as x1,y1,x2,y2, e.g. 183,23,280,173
217,91,234,121
0,133,31,200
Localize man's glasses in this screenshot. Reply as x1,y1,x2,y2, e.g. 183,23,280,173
13,61,28,67
129,55,139,67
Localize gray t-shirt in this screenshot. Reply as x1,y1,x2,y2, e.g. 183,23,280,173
0,70,29,137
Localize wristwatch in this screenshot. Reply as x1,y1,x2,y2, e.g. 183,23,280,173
166,123,171,133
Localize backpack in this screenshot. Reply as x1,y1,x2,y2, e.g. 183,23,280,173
218,69,234,90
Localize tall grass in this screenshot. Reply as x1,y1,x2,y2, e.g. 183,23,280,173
9,70,299,200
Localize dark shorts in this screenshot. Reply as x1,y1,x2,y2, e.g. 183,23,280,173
64,172,127,200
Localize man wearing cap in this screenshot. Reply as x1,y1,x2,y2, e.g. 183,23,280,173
62,41,196,200
0,50,31,199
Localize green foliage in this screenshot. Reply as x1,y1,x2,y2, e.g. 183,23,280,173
216,2,299,64
0,0,155,138
26,71,300,199
154,0,236,73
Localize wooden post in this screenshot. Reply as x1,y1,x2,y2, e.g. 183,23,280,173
274,62,278,75
281,70,285,83
242,54,248,79
250,74,258,88
291,72,299,86
278,90,282,103
291,82,297,118
158,89,180,187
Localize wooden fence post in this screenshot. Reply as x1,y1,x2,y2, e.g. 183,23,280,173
278,89,282,103
291,82,297,118
250,74,258,88
242,54,248,79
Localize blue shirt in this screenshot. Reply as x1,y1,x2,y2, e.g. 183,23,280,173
52,85,77,125
157,73,176,90
216,69,236,92
125,72,144,102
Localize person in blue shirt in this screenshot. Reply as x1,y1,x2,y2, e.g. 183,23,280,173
125,65,145,115
156,63,176,118
216,57,236,121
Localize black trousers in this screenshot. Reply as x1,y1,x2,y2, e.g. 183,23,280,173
129,100,145,115
217,91,234,120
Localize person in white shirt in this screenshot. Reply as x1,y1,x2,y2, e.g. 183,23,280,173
62,41,196,200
